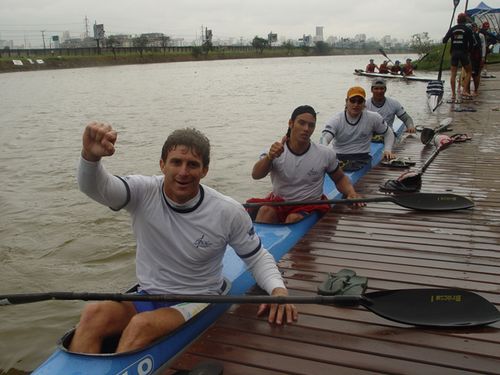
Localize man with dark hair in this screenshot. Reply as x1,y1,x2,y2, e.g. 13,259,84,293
70,122,298,354
366,78,416,133
390,60,402,75
365,59,379,73
443,12,474,101
378,60,390,74
251,105,362,224
470,22,486,95
402,58,414,76
479,21,500,77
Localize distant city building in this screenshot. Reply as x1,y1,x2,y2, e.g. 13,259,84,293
300,34,313,46
314,26,324,42
354,34,366,43
62,31,71,42
140,33,167,47
0,39,14,49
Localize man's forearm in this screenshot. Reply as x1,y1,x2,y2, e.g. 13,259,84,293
252,156,272,180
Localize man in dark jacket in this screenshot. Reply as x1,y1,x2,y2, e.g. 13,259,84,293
443,12,474,101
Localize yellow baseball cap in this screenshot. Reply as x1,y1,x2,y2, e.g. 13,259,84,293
347,86,366,99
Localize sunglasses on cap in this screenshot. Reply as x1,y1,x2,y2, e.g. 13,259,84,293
349,97,365,104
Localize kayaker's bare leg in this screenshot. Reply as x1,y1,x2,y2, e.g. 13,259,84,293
285,213,304,223
450,65,458,101
69,301,136,354
461,65,473,96
116,307,185,353
255,206,279,223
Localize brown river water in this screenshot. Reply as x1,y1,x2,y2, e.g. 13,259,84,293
0,54,452,374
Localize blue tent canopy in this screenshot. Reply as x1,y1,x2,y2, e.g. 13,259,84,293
467,1,500,15
466,2,500,32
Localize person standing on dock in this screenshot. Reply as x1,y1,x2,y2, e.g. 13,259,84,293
250,105,363,224
70,123,298,354
319,86,396,162
366,78,416,134
470,22,486,96
442,12,474,101
479,21,500,78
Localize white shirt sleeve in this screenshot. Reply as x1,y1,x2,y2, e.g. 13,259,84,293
77,156,129,210
383,127,395,152
229,206,286,294
242,248,286,294
320,131,334,145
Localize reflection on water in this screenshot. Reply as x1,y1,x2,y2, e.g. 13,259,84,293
0,54,448,373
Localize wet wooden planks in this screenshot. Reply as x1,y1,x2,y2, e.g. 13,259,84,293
166,78,500,374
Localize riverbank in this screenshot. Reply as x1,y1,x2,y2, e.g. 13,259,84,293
0,47,409,74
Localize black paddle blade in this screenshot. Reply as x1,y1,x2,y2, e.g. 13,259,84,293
393,193,474,211
363,289,500,327
420,127,435,145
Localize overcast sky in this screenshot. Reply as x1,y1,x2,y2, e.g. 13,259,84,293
1,0,499,47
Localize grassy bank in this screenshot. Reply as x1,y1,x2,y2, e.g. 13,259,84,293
3,45,498,74
0,47,407,73
415,44,500,71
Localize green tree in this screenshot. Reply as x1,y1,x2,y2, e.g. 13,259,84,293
106,36,120,59
410,32,433,57
282,40,295,55
161,35,170,55
202,39,213,55
252,36,268,54
314,41,331,55
133,35,148,57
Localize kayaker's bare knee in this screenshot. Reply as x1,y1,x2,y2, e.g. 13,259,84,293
116,308,185,353
285,213,304,223
255,206,279,223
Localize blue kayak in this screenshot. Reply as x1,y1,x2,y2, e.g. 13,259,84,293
32,120,404,375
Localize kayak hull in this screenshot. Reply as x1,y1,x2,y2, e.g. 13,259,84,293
354,69,439,83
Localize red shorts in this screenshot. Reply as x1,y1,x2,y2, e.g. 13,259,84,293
246,193,331,223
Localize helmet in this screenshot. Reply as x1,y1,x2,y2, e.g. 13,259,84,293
482,21,490,29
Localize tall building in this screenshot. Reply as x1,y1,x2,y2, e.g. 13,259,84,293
314,26,324,42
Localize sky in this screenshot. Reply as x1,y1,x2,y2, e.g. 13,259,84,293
1,0,500,47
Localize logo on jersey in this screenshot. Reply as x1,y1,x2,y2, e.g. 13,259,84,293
194,234,212,248
307,168,320,177
248,226,256,237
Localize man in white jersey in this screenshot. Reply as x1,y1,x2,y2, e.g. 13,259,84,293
250,105,363,224
365,78,416,133
320,86,396,161
70,122,297,354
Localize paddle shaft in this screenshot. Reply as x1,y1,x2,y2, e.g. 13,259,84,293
378,48,394,63
438,0,461,81
419,144,444,175
244,196,404,208
1,292,366,306
2,289,498,327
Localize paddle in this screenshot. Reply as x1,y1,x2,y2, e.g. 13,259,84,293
378,48,394,64
413,52,429,68
386,134,455,192
243,192,473,211
438,0,461,81
1,289,498,327
426,80,445,112
420,117,453,144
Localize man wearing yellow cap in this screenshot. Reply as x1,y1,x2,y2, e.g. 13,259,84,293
320,86,395,163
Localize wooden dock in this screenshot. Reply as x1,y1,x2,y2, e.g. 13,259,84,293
166,76,500,374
